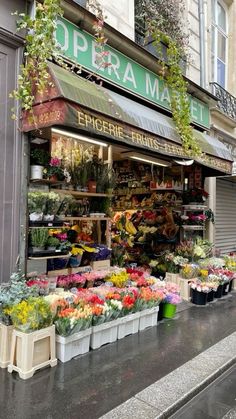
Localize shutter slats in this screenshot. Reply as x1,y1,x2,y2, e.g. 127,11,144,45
215,179,236,254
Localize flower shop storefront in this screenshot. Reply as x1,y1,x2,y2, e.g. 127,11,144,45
22,62,233,273
0,64,235,380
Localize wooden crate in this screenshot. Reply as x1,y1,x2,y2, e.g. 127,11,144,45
90,260,111,271
47,268,70,277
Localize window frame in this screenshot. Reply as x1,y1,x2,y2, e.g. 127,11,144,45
211,0,228,88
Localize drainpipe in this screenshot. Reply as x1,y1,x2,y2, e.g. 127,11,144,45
198,0,206,88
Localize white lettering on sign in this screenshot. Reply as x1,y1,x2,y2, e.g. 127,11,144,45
73,30,88,58
145,73,160,100
123,63,137,89
56,20,69,51
160,87,171,104
108,51,121,80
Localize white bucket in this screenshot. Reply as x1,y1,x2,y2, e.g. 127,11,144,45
30,165,43,180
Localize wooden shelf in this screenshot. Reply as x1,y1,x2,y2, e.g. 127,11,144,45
53,189,112,198
30,179,64,186
181,225,205,230
115,189,183,196
182,205,208,211
28,254,70,260
64,216,110,221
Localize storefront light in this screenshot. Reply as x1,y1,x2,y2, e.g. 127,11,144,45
51,128,108,147
122,152,169,167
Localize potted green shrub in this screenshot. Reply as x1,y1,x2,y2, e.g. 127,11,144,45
30,149,49,180
30,228,49,252
46,236,60,251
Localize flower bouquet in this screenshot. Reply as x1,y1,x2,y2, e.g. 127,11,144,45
9,297,52,333
55,305,92,337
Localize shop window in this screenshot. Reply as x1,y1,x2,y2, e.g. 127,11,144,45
211,0,228,88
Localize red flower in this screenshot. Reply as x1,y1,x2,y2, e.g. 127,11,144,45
122,295,135,309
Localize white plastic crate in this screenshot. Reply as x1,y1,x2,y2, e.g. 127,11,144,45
0,324,13,368
139,307,159,331
8,325,57,380
56,328,91,363
90,319,121,350
117,312,140,340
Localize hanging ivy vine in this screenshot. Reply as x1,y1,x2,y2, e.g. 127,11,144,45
140,0,202,156
10,0,64,119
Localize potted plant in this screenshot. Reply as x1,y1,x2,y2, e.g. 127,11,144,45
46,236,60,251
103,167,117,195
30,227,49,252
162,292,181,318
46,157,65,182
44,192,61,221
55,304,92,363
30,148,49,180
69,245,84,268
28,191,47,222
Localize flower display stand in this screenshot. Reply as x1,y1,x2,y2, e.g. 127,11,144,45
56,328,91,362
139,307,159,331
179,278,192,301
90,319,121,350
8,325,57,380
117,312,140,340
0,324,14,368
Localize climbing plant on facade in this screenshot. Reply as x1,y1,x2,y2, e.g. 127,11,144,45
10,0,64,120
139,0,202,156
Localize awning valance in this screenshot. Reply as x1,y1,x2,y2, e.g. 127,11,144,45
22,62,233,174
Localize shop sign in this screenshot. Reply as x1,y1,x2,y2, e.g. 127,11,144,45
55,17,210,129
22,100,231,174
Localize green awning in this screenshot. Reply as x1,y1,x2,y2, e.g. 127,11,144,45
22,62,233,174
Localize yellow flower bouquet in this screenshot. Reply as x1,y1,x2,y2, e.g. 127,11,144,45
9,297,53,333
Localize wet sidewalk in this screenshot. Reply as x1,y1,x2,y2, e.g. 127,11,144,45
1,293,236,419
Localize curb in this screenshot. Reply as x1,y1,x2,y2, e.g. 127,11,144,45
100,331,236,419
